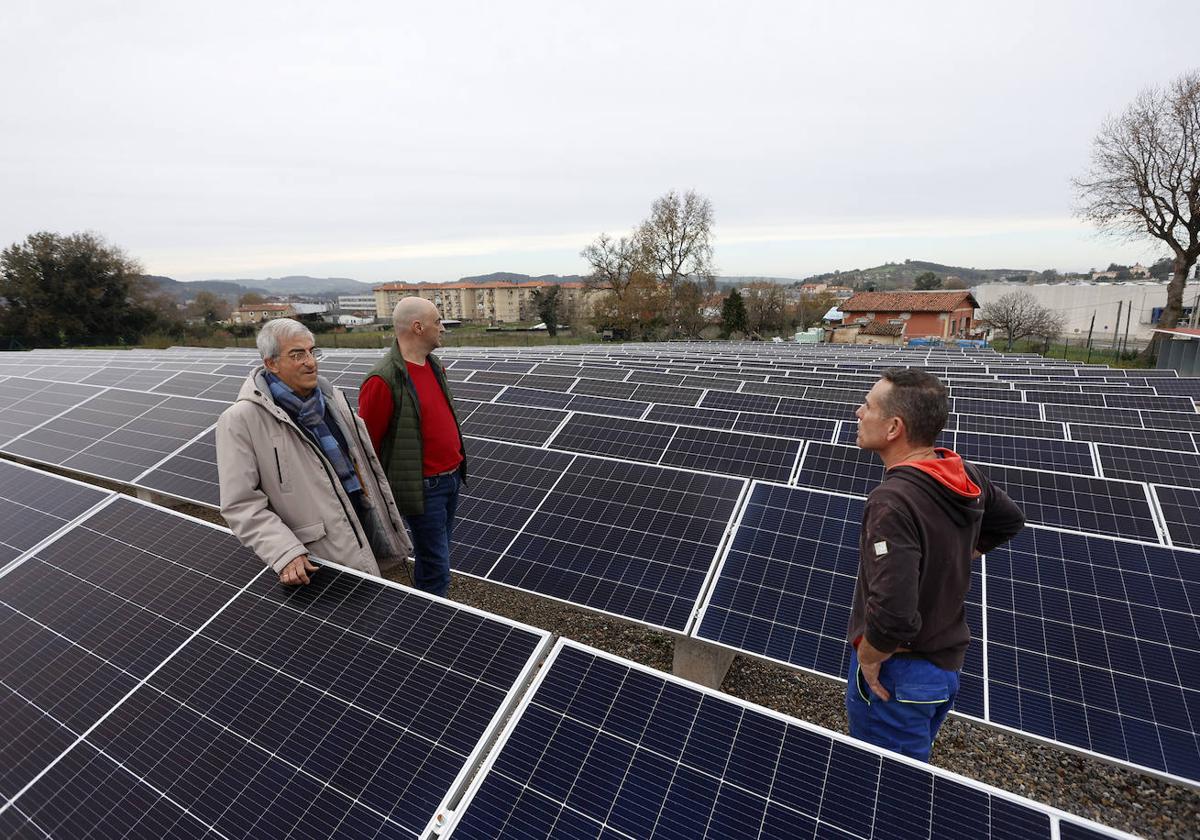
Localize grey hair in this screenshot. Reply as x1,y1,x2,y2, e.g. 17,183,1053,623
256,318,315,361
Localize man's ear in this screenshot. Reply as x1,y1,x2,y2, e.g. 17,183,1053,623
263,357,279,375
886,416,904,443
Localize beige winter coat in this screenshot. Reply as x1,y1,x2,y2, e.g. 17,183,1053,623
216,369,413,577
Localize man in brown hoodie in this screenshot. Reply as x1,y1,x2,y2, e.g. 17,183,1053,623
847,368,1024,761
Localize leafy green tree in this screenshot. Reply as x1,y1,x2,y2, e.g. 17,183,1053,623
0,231,157,347
531,285,562,337
913,271,942,290
720,287,748,337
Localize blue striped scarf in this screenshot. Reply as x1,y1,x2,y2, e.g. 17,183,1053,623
266,373,362,497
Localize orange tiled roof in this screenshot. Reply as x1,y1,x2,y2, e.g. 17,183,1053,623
860,319,904,337
842,291,977,313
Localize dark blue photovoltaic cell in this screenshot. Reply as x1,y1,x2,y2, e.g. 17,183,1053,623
487,459,743,630
776,396,857,421
446,643,1117,840
986,527,1200,782
1153,485,1200,550
1097,444,1200,487
549,413,676,462
564,393,648,419
794,442,884,496
0,462,111,568
1068,423,1196,452
452,381,506,402
979,465,1159,543
645,403,740,430
696,484,861,678
1043,404,1142,427
953,397,1044,420
1142,408,1200,432
460,402,568,446
455,439,577,576
955,414,1066,439
660,427,800,482
0,498,262,802
700,390,781,413
496,386,574,410
953,432,1096,475
4,530,547,839
133,427,220,507
732,413,837,441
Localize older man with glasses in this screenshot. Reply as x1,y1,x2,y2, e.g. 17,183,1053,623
216,318,413,585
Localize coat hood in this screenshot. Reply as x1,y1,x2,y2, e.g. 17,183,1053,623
885,448,983,528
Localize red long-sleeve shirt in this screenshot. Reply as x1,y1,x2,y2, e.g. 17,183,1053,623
359,363,463,477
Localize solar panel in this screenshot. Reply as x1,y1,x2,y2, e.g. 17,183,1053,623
631,382,703,406
486,458,745,630
3,390,225,482
0,461,112,569
0,379,103,446
1043,404,1142,427
794,442,884,496
660,426,801,482
569,378,640,400
563,393,649,419
517,373,577,392
1022,390,1106,406
550,414,676,463
132,427,220,507
152,370,244,402
732,412,837,442
0,497,262,804
700,391,781,413
644,403,739,430
977,464,1160,543
1068,423,1196,452
1105,393,1196,413
454,438,578,576
627,369,686,386
953,398,1044,420
1150,485,1200,550
468,370,525,386
1097,443,1200,487
986,526,1200,783
0,498,552,839
776,396,857,421
694,483,862,680
954,414,1067,439
680,374,741,391
1141,408,1200,432
79,367,181,390
452,381,506,402
496,386,574,410
741,379,811,399
460,403,568,447
445,641,1131,840
953,432,1096,475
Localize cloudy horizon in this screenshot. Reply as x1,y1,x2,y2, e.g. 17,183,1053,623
3,1,1195,283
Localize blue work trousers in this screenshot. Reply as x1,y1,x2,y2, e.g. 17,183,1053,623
846,649,959,762
404,471,460,598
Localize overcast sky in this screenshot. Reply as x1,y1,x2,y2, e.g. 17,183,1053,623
3,1,1197,283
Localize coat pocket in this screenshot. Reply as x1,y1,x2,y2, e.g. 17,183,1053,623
293,521,327,546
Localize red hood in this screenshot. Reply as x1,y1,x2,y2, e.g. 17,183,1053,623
888,448,980,499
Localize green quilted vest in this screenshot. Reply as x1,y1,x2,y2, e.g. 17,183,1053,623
363,344,466,515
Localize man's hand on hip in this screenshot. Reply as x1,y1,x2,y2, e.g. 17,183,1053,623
280,554,318,586
857,637,895,701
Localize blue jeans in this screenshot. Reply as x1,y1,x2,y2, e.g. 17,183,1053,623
845,650,959,762
404,472,459,598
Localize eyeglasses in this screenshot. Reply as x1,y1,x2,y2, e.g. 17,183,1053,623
284,347,323,363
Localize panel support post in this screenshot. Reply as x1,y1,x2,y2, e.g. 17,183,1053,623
671,634,735,689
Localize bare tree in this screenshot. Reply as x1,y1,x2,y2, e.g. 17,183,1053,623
979,291,1065,351
1074,69,1200,356
742,281,787,336
637,189,715,335
580,233,644,303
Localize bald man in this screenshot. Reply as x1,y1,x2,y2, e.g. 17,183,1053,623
360,297,466,597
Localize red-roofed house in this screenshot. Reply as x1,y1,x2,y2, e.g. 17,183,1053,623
838,290,980,341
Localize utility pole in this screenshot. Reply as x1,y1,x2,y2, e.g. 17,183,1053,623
1113,301,1123,350
1085,312,1096,364
1122,304,1133,356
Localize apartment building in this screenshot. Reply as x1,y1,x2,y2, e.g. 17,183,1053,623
373,281,593,325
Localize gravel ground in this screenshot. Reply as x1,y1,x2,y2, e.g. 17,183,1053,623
36,487,1200,839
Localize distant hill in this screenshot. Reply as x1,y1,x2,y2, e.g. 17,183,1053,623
458,272,586,284
802,260,1033,290
143,275,373,303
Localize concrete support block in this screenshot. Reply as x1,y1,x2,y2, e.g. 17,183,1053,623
672,634,736,689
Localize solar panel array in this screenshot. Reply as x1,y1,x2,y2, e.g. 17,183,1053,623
1,342,1198,792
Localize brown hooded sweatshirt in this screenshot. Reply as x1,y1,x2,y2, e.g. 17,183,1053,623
847,448,1025,671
